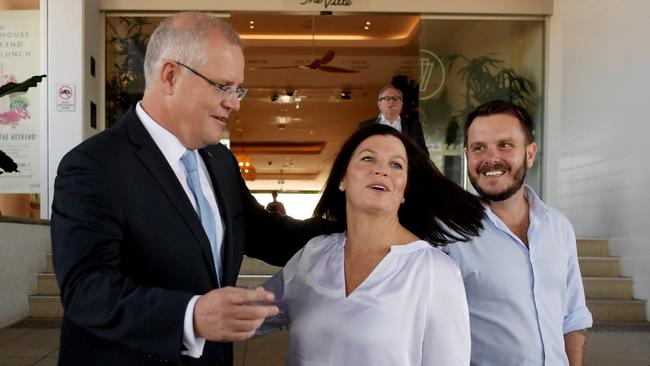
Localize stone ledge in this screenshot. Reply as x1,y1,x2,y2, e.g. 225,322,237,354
0,216,50,226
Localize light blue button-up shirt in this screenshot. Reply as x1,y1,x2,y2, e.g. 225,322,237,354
446,186,593,366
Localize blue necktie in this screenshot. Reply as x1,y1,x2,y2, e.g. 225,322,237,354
180,150,221,287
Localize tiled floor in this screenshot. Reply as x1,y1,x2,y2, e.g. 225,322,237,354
0,324,648,366
0,328,59,366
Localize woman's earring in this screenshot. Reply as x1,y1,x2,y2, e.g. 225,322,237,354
338,183,345,192
401,198,405,204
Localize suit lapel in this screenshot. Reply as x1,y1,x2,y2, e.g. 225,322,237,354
123,108,220,287
401,118,410,135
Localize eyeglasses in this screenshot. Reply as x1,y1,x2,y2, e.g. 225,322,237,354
174,61,248,101
378,96,402,102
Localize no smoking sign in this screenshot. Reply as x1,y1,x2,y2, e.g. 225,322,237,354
56,84,76,112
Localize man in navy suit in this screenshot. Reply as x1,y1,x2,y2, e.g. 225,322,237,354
51,12,335,365
359,84,429,156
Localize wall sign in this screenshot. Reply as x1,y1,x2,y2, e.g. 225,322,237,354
293,0,359,10
56,83,76,112
0,10,41,193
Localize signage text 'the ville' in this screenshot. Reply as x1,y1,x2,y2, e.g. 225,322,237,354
300,0,353,9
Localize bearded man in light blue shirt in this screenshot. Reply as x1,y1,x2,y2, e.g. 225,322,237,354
446,100,592,365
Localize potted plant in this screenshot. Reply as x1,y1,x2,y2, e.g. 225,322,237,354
105,17,152,128
452,53,535,121
422,53,535,145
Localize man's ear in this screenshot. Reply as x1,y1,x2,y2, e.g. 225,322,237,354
526,142,538,168
159,61,179,95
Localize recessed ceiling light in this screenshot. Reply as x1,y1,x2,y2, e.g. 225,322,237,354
249,20,255,24
249,25,255,29
365,21,371,25
364,26,369,30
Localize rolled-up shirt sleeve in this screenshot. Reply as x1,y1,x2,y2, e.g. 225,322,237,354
563,226,593,333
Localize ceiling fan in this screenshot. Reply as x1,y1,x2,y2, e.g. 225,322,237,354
253,15,357,73
253,50,359,73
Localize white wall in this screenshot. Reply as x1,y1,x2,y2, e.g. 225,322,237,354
47,0,101,217
84,0,102,139
553,0,650,318
0,222,50,328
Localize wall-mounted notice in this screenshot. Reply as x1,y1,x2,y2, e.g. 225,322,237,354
56,83,76,112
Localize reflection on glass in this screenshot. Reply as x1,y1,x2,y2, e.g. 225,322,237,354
419,19,544,193
105,17,163,129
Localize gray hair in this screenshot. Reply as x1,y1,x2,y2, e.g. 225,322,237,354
377,84,403,100
143,12,243,87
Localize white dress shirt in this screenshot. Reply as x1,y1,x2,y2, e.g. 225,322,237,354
446,186,592,365
378,114,402,132
136,102,224,358
259,232,471,366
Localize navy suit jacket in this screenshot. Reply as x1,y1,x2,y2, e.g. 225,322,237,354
51,106,335,365
359,116,429,156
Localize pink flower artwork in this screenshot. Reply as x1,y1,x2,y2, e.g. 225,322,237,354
0,74,32,128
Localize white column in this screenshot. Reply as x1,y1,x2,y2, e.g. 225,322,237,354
46,0,101,217
541,0,563,206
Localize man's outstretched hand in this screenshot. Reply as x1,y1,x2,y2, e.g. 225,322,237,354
193,286,279,342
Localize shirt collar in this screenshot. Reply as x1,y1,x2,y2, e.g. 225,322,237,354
136,102,188,166
378,114,402,130
483,185,549,230
379,114,401,124
523,184,548,220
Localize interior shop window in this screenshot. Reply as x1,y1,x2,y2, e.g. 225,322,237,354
105,16,163,129
419,18,544,193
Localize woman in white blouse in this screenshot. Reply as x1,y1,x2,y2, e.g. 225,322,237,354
258,124,485,365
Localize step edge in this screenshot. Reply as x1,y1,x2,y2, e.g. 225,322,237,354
587,299,646,304
238,274,273,278
29,295,60,299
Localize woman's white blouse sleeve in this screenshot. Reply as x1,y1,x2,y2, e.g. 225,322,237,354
255,245,304,337
421,253,471,365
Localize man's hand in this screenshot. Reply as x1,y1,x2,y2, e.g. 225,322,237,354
193,286,279,342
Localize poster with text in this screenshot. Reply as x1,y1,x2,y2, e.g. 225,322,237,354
0,10,40,193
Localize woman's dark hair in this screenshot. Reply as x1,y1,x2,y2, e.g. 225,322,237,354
314,124,484,245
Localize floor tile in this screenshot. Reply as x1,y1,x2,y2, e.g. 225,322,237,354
233,340,247,366
0,355,42,366
584,331,650,366
0,349,52,359
0,330,31,347
242,330,289,366
31,356,57,366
